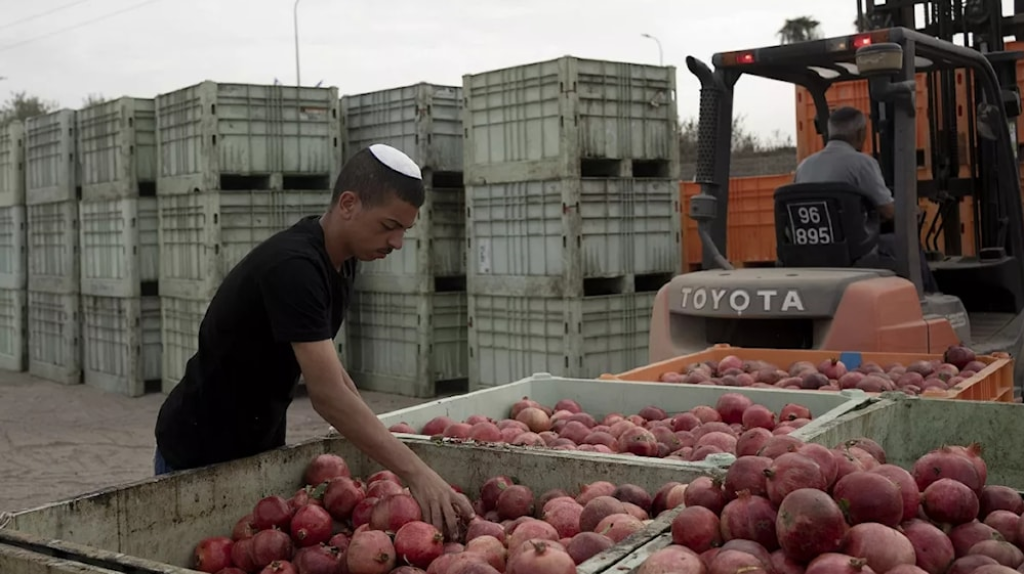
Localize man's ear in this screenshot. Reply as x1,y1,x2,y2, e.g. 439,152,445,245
336,190,360,217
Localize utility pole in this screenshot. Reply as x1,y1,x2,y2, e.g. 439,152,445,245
641,33,664,66
293,0,302,87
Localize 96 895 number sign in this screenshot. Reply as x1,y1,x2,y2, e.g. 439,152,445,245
786,201,835,245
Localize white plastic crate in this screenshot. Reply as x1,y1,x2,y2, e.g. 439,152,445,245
25,109,78,205
469,292,654,390
464,56,679,183
79,197,158,297
156,82,340,195
341,83,463,172
77,97,157,200
28,290,81,385
160,296,208,393
468,178,680,297
0,120,25,207
354,184,464,292
346,290,467,397
27,200,79,295
82,295,161,397
158,189,329,300
0,205,27,289
0,288,28,372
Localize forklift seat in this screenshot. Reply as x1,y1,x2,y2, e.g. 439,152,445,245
774,182,881,268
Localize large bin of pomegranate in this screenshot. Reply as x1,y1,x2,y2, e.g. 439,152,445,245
598,395,1024,573
0,435,728,574
603,343,1016,403
370,374,871,467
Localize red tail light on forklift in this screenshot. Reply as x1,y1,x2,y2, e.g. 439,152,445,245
853,34,873,48
737,52,755,64
721,51,756,66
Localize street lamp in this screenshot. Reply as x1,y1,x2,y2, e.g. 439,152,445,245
641,33,664,67
293,0,302,87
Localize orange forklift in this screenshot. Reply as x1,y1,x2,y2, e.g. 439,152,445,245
649,26,1024,391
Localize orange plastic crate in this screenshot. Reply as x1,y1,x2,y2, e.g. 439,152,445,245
600,343,1014,403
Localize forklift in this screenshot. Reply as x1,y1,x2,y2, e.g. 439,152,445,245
647,26,1024,391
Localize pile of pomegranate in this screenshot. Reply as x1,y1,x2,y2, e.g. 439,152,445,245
657,344,985,396
387,394,817,464
190,452,674,573
635,435,1024,574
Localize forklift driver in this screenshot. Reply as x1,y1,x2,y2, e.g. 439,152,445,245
793,106,940,292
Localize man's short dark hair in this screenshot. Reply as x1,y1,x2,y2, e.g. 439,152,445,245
331,147,425,209
827,106,868,142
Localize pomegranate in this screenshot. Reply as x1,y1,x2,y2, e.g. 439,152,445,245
393,521,443,569
986,510,1020,544
216,569,247,575
949,520,1002,557
683,476,727,515
841,438,886,464
347,529,396,573
508,520,560,553
543,501,582,539
669,505,721,553
950,555,1008,573
981,485,1024,517
796,443,840,489
421,416,454,436
912,446,983,493
292,544,343,573
290,504,333,547
577,481,616,505
329,533,350,554
714,393,752,425
388,422,416,434
253,496,293,531
250,529,294,570
672,412,702,432
770,549,805,574
568,412,598,429
392,566,427,574
720,491,778,550
322,476,365,521
872,464,921,523
580,496,626,533
194,536,234,573
352,496,378,528
468,421,502,442
480,475,514,511
260,560,297,574
780,403,812,421
515,407,551,433
442,422,471,438
366,479,403,500
967,540,1024,568
884,565,928,574
232,514,259,541
465,535,507,572
554,398,582,413
843,522,916,573
946,443,989,486
567,532,614,565
496,484,534,520
757,435,804,459
832,471,904,527
901,518,955,573
370,494,423,532
304,454,350,486
776,488,849,563
721,540,773,569
691,405,722,423
231,538,256,573
736,428,773,457
944,344,977,369
636,545,705,573
818,358,848,379
806,553,872,574
611,484,652,512
724,455,772,499
595,513,645,543
922,478,979,525
651,482,682,516
507,540,575,573
710,549,766,573
765,452,826,506
466,518,506,544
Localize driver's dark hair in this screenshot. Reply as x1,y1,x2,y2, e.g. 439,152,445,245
330,147,425,209
827,106,868,144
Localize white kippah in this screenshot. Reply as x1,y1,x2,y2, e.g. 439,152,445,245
368,144,422,180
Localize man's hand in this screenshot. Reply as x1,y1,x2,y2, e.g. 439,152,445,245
292,339,475,539
405,468,475,541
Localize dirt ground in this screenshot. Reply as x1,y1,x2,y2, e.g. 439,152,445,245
0,370,426,515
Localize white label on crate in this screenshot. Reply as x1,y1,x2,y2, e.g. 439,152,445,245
477,239,492,274
679,287,806,314
946,311,968,329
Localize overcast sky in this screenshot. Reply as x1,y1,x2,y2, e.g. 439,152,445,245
1,0,1019,141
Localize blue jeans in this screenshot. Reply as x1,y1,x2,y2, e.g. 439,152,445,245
154,448,175,476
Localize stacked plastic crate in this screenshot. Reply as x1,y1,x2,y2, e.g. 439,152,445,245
25,109,82,385
463,57,682,390
155,81,341,392
0,120,27,372
76,97,162,396
340,83,468,398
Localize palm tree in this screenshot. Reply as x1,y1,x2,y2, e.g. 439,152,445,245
777,16,823,44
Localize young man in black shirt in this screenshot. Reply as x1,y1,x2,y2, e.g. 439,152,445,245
154,144,473,537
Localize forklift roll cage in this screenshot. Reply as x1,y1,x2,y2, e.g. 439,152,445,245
686,27,1024,317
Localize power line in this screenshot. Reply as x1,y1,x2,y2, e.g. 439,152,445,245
0,0,95,32
0,0,162,53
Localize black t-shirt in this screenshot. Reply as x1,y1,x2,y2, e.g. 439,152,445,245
155,215,356,470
